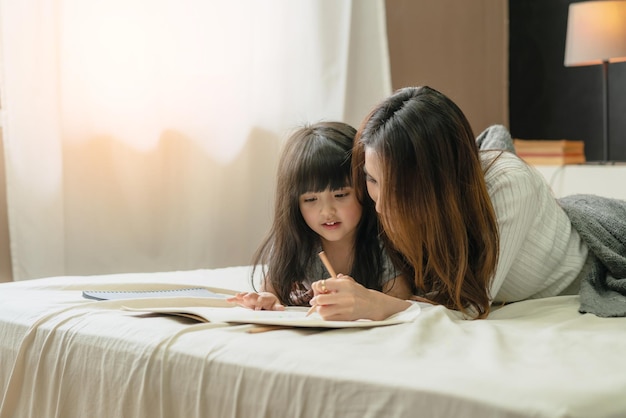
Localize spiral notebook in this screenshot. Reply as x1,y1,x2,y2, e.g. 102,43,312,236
82,287,232,301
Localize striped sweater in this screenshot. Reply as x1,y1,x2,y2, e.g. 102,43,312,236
482,151,588,303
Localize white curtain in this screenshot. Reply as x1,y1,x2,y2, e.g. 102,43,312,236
0,0,391,281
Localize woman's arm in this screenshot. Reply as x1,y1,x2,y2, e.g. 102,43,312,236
382,274,413,300
485,154,544,300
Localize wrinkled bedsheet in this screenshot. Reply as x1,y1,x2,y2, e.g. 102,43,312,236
1,266,625,418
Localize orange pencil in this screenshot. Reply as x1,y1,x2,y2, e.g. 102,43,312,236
306,251,337,317
318,250,338,279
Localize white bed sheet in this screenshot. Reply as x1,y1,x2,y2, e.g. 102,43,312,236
1,266,625,418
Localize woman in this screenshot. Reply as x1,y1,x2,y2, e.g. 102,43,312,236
312,86,595,320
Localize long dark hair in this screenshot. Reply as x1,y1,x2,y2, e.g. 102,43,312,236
252,121,384,306
353,86,499,318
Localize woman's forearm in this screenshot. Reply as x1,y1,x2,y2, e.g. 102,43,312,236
367,289,412,321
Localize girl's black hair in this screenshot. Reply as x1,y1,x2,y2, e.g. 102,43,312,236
251,121,385,306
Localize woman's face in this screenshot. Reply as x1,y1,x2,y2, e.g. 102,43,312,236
363,147,383,214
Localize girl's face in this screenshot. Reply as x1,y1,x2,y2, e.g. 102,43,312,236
363,147,383,213
299,186,362,246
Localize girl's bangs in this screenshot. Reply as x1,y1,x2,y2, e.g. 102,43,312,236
296,149,351,195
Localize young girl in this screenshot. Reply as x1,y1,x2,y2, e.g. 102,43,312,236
317,86,626,320
228,121,412,320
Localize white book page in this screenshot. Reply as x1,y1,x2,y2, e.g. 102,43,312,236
124,303,422,328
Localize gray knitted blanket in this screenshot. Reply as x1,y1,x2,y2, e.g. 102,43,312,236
559,195,626,316
477,125,626,316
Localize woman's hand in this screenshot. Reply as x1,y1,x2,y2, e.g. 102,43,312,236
309,274,411,321
226,291,285,311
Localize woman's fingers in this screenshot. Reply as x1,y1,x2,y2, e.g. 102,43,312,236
309,279,362,320
311,274,355,295
313,297,356,320
336,273,355,282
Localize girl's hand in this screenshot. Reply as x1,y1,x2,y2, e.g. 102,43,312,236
309,274,411,321
226,292,285,311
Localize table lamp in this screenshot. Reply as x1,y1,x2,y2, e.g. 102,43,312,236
564,0,626,162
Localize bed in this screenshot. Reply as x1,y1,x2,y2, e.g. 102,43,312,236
1,265,626,418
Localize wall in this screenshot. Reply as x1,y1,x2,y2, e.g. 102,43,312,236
0,2,510,282
385,0,509,135
509,0,626,162
0,129,9,283
535,165,626,200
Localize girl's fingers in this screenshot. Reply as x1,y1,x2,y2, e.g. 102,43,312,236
227,292,283,311
226,294,245,303
257,293,283,311
227,292,260,309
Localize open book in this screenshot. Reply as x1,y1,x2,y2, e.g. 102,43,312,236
123,303,423,329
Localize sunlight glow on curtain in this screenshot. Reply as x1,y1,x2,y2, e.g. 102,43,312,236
0,0,391,281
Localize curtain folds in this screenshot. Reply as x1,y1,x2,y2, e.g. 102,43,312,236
0,0,391,281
